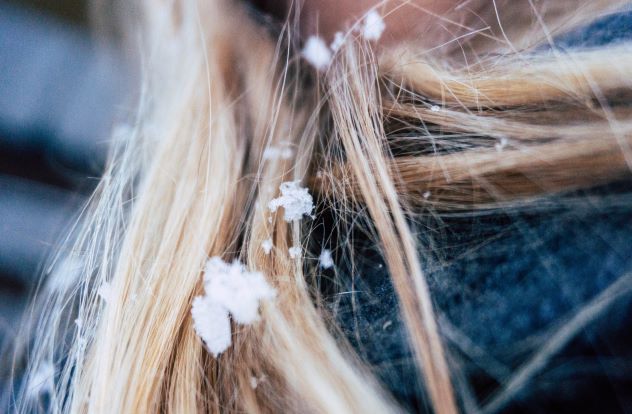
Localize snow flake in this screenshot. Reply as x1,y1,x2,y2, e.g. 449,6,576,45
191,257,276,357
268,181,314,222
330,31,345,52
261,238,273,255
319,249,334,269
495,137,508,152
362,10,386,41
191,297,231,357
288,246,302,259
302,36,332,70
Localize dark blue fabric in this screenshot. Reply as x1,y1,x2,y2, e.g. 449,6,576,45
328,193,632,412
329,12,632,412
556,10,632,48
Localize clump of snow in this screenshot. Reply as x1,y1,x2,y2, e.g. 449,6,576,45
319,249,334,269
495,137,508,152
191,297,231,357
302,36,332,70
288,246,302,259
303,9,384,68
250,374,267,389
423,191,431,199
330,31,345,52
430,105,441,112
268,181,314,222
362,10,386,41
203,258,276,325
261,238,273,255
191,257,276,357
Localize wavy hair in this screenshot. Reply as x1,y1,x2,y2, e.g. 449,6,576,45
12,0,632,413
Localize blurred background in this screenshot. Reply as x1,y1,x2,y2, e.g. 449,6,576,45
0,0,130,342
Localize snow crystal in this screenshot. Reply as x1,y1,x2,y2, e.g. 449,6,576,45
268,181,314,222
330,31,345,52
250,375,267,389
302,36,332,70
204,258,276,324
261,238,273,255
191,297,231,357
288,246,302,259
319,249,334,269
430,105,441,112
495,137,508,152
191,257,276,357
423,191,431,199
362,10,386,41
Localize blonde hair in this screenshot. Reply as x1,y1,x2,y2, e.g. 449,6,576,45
13,0,632,413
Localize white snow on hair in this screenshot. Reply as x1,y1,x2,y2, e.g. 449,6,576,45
319,249,334,269
250,374,266,389
495,137,508,152
191,257,276,357
330,31,345,52
261,238,273,254
362,10,386,41
302,36,332,70
191,297,231,358
288,246,302,259
268,181,314,222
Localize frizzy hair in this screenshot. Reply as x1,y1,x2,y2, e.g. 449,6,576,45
13,0,632,413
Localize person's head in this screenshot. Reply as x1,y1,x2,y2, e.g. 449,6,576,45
13,1,632,413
